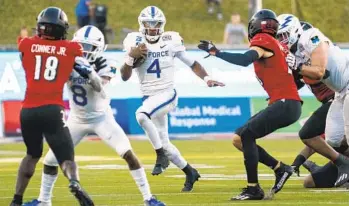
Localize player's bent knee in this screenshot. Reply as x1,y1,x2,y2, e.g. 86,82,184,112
123,150,141,170
136,112,151,126
303,175,316,188
232,135,243,151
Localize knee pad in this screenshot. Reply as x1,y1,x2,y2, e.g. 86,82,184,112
239,127,257,142
43,164,58,175
136,112,151,126
43,151,59,167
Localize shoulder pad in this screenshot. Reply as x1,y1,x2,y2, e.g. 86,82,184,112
123,32,144,51
299,28,329,54
250,33,275,51
18,37,30,52
162,31,182,43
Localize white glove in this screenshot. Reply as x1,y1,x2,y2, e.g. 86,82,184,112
286,53,298,71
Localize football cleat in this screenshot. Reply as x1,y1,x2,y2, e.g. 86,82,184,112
151,152,170,176
231,184,264,201
144,195,166,206
182,168,201,192
272,162,293,193
335,154,349,187
302,160,321,173
69,181,95,206
22,199,51,206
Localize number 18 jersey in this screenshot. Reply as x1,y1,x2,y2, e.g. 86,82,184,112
19,36,83,108
123,31,185,96
67,57,117,122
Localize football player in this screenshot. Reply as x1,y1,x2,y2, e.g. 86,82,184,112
278,14,349,187
11,7,95,206
23,26,165,206
120,6,224,192
198,9,302,200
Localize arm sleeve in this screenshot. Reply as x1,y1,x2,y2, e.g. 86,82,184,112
175,51,195,67
215,50,259,67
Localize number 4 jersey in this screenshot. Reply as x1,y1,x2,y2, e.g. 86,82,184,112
19,36,83,108
67,56,117,122
123,31,185,96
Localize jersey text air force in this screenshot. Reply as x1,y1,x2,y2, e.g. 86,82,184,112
123,31,185,96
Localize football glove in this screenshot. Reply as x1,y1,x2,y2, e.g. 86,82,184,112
74,56,93,79
198,40,219,56
93,56,108,72
286,53,302,72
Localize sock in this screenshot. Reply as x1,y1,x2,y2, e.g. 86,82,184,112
182,164,193,176
257,145,279,170
130,168,152,201
138,113,162,150
333,154,347,166
12,194,23,205
292,154,306,168
165,143,187,169
241,132,259,184
38,172,58,203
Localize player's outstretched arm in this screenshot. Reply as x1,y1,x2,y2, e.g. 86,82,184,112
197,40,262,67
176,50,224,87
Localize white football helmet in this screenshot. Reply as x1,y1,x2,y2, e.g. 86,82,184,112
73,25,107,62
138,6,166,42
277,14,303,49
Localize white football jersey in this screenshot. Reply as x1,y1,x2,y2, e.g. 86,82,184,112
123,31,185,96
67,56,117,122
295,28,349,93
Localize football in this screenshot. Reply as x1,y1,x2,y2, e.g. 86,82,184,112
133,56,146,68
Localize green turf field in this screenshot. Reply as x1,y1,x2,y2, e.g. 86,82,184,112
0,139,347,205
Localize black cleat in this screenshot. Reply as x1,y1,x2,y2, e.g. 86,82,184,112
182,168,201,192
302,160,322,173
334,154,349,187
151,150,170,176
231,184,264,201
69,181,94,206
269,162,293,196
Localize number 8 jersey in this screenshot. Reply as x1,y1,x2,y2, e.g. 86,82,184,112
67,56,117,122
123,31,185,96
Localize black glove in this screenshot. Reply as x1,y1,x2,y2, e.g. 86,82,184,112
93,56,108,72
198,40,219,56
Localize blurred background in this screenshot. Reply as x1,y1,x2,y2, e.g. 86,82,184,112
0,0,348,139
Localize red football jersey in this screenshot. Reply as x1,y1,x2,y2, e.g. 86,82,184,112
303,77,334,103
19,36,83,108
250,33,301,104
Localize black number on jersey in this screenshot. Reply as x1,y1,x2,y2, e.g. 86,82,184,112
34,55,59,81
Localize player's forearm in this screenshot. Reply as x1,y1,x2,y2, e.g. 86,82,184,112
120,63,133,81
191,61,209,80
215,50,259,67
300,65,328,80
87,70,102,92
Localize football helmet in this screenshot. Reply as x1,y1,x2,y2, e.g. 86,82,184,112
248,9,279,40
73,25,107,62
277,14,303,49
36,7,69,40
138,6,166,42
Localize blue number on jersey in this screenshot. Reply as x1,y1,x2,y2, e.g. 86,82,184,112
71,85,88,106
146,59,161,78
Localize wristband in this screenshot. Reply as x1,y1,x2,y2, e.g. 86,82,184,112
204,76,212,83
125,55,134,67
